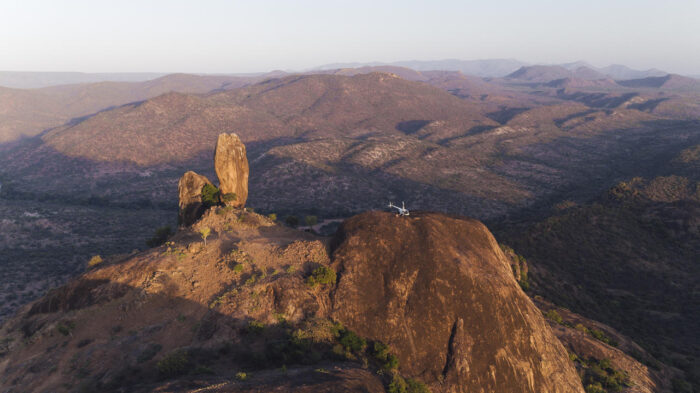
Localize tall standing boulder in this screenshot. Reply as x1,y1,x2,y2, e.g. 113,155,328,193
214,133,249,208
178,171,213,226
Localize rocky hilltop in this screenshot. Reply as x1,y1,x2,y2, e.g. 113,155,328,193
0,206,586,392
0,137,589,392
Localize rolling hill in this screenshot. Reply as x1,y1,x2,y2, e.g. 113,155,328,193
506,65,608,83
0,73,265,143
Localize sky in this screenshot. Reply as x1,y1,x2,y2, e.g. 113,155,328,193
1,0,699,75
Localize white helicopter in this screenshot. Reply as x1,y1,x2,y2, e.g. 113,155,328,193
388,201,410,216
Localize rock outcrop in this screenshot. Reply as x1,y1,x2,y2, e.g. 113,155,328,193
330,211,585,393
0,209,588,392
214,133,249,207
177,170,213,226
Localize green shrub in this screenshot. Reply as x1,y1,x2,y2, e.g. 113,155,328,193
235,371,249,381
389,374,408,393
87,255,103,268
146,226,173,248
387,375,431,393
518,271,530,291
57,321,76,336
590,328,617,346
156,350,190,377
201,184,221,207
221,193,237,203
585,383,606,393
232,263,244,273
305,215,318,227
268,213,277,221
306,266,337,288
544,310,564,324
247,320,265,334
339,330,366,353
406,378,431,393
372,341,399,370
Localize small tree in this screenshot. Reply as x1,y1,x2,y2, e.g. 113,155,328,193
201,184,221,207
199,227,211,246
305,215,318,228
285,215,299,227
221,193,237,203
306,266,337,288
87,255,103,268
146,226,173,248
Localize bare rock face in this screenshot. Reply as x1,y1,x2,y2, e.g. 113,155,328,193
330,211,585,393
214,133,249,207
178,170,213,226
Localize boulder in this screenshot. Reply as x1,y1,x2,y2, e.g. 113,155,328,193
178,171,213,226
214,133,249,207
330,211,585,393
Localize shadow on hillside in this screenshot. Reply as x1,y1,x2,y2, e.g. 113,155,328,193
4,275,377,393
395,120,431,134
489,118,700,223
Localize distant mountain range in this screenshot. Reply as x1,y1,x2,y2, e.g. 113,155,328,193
315,59,675,80
0,71,167,89
2,59,689,89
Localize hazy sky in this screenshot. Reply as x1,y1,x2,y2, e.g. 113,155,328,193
1,0,699,74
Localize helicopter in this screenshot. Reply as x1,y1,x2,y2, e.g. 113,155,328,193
388,201,410,216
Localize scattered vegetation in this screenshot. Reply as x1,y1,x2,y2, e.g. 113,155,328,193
573,324,618,347
544,309,564,324
570,356,630,393
546,309,619,347
156,350,191,377
305,266,337,288
388,374,431,393
267,213,277,221
500,244,529,291
145,226,173,248
247,320,265,335
161,241,187,260
56,321,76,336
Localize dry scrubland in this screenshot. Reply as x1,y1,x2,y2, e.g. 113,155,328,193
0,65,699,391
